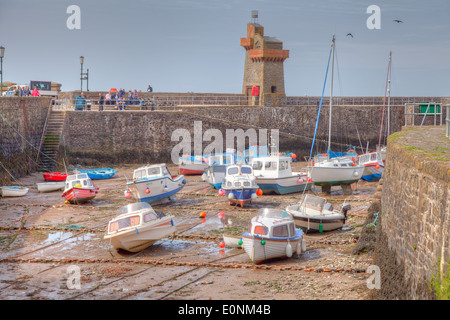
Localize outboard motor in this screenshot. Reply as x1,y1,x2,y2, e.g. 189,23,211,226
341,203,351,221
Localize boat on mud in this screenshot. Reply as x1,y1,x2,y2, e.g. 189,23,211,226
285,194,351,232
126,163,186,203
43,172,68,181
37,182,65,193
241,208,306,264
104,202,175,252
178,154,209,175
0,186,29,197
219,164,259,207
76,168,118,180
61,173,99,204
202,151,237,189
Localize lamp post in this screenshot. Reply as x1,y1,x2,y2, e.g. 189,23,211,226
80,56,89,93
0,46,5,97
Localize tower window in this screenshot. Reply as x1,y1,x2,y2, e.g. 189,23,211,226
271,86,277,93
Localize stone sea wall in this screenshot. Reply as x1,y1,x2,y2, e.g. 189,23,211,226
60,103,411,165
0,97,51,184
374,126,450,299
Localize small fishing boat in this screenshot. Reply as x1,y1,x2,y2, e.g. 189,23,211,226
251,155,311,195
43,172,68,181
104,202,175,252
202,151,236,189
285,194,351,232
219,164,259,207
0,186,29,197
76,168,118,180
126,163,186,203
357,151,384,182
61,173,99,204
241,208,306,264
37,182,65,193
178,154,209,175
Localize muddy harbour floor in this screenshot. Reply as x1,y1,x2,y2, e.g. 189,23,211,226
0,162,377,300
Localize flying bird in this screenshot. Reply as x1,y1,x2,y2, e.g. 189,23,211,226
346,33,353,38
393,19,403,23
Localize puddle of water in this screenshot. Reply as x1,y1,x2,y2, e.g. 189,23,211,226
185,216,225,233
44,231,97,244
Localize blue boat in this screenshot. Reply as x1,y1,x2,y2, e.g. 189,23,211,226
77,168,118,180
202,151,237,189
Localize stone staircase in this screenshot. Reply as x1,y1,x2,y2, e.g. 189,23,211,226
37,110,66,172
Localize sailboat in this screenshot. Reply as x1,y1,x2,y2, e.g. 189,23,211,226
357,51,392,181
307,36,364,194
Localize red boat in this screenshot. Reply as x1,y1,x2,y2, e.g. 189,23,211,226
61,173,99,204
43,172,68,181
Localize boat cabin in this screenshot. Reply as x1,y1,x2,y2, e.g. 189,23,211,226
249,208,296,238
133,164,173,180
357,151,383,165
108,202,165,234
65,173,94,190
251,156,293,178
223,165,257,189
208,152,236,166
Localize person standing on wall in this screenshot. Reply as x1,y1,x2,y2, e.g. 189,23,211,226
147,85,153,92
98,92,104,111
31,86,40,97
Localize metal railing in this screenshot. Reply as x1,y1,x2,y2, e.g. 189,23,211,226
286,96,445,106
404,102,443,127
51,98,183,112
446,104,450,138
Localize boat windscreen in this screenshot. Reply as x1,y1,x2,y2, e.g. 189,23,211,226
116,202,153,216
257,208,292,220
241,166,252,174
302,195,326,211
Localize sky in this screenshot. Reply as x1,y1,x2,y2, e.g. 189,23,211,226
1,0,450,96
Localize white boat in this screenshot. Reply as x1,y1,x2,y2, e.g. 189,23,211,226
37,182,65,193
241,208,306,264
220,164,259,207
126,163,186,203
306,36,364,194
202,151,236,189
307,156,364,187
104,202,175,252
357,151,384,182
285,194,351,232
178,154,209,175
0,186,29,197
251,155,311,195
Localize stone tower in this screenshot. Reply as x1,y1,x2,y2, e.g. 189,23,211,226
240,11,289,107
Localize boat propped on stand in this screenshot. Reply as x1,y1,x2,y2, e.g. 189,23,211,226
241,208,306,264
306,35,364,195
125,163,186,204
285,194,351,232
178,154,209,175
104,202,175,253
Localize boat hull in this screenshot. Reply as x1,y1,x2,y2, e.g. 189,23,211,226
255,175,312,195
62,187,98,204
77,168,118,180
308,166,364,186
37,182,65,193
127,175,186,203
223,188,257,207
223,234,243,248
179,162,207,175
43,172,68,181
361,164,384,182
0,186,29,197
291,215,345,232
241,231,303,264
104,218,175,252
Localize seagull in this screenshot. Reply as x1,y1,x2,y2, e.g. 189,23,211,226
393,19,403,23
346,33,353,38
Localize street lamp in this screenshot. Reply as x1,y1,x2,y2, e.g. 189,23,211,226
80,56,89,92
0,46,5,96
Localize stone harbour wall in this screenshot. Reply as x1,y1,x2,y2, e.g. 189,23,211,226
374,126,450,300
0,97,51,184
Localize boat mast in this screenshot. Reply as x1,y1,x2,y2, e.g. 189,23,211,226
327,35,335,155
387,51,392,137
